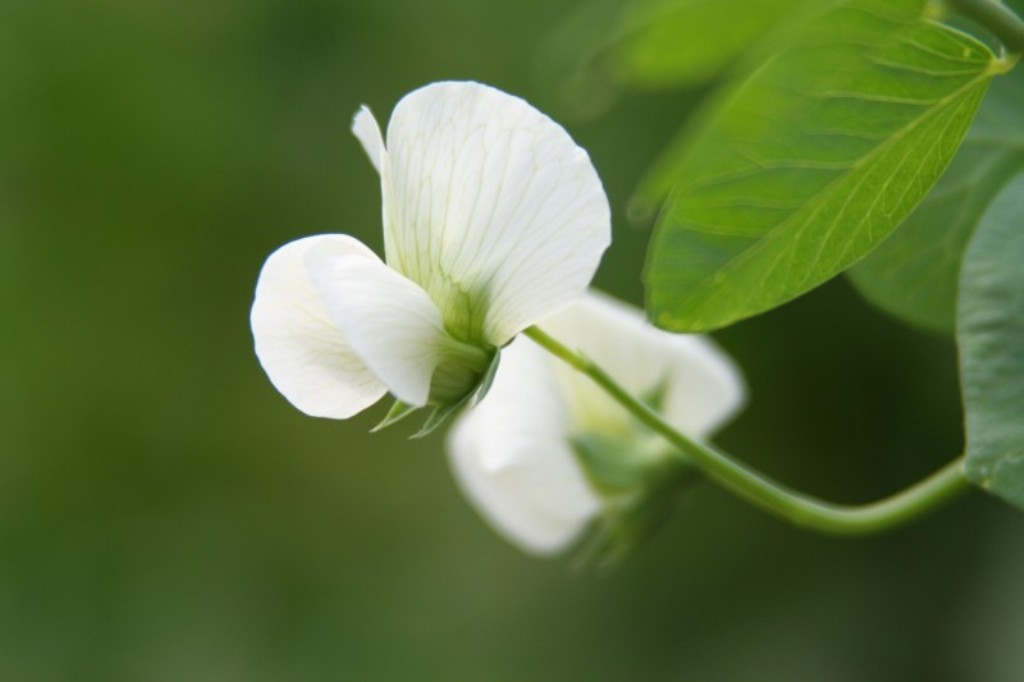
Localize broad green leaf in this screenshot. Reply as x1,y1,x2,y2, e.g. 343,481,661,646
611,0,807,89
644,0,1003,333
959,172,1024,509
625,0,845,220
848,73,1024,334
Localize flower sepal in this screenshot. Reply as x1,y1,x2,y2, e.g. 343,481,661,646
569,426,694,569
370,400,420,432
373,351,502,438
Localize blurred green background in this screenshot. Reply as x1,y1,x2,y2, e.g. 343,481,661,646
3,0,1024,679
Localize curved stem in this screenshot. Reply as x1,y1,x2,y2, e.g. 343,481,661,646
947,0,1024,55
525,326,970,536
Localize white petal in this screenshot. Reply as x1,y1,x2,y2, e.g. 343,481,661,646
447,338,602,555
660,336,746,438
381,81,611,345
538,290,746,438
250,235,387,419
304,236,449,407
351,105,384,173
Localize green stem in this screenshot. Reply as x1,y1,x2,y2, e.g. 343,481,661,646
525,326,970,536
947,0,1024,54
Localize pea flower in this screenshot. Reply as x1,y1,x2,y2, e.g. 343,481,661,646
447,290,745,560
250,82,610,427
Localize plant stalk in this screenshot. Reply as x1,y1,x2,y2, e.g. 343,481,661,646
525,325,970,536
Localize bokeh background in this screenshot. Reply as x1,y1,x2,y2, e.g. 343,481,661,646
3,0,1024,680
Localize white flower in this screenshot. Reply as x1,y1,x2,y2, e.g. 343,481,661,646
250,82,611,421
447,290,746,557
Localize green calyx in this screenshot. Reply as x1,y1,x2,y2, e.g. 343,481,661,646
372,346,500,438
429,337,494,406
570,426,693,568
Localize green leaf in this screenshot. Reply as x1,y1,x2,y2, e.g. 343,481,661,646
644,0,1002,333
626,0,826,221
959,172,1024,509
848,73,1024,334
611,0,807,89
